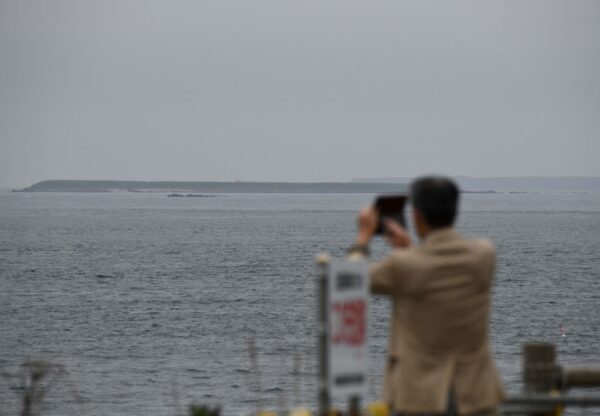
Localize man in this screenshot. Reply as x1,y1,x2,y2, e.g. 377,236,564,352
349,176,504,416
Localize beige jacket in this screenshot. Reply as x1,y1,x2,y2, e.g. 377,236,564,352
370,228,504,414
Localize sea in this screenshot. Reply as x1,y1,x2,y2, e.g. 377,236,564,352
1,190,599,415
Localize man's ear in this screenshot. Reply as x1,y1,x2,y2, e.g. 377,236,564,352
413,208,423,227
413,208,428,239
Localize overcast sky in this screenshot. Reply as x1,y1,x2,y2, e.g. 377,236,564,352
1,1,599,187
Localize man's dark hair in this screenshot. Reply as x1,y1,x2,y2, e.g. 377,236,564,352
410,176,459,228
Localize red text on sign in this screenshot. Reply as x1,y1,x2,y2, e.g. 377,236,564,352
331,299,366,346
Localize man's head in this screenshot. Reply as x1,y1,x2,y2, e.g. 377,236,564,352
410,176,459,239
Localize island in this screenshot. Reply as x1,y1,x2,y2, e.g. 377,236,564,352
16,180,409,194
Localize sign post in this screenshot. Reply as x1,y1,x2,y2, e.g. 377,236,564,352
317,255,369,415
327,258,369,402
316,254,331,416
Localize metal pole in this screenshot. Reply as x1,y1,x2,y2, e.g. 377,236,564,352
501,395,600,415
316,253,330,416
564,368,600,388
246,336,263,414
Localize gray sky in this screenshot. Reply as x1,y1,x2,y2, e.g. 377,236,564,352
1,1,599,187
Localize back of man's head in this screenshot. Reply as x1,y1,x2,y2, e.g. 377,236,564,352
410,176,459,229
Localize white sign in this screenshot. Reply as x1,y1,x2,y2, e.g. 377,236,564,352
327,258,369,400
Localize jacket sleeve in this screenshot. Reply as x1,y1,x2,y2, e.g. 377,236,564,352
370,251,407,295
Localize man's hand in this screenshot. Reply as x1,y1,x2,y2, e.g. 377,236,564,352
384,219,412,249
356,206,378,246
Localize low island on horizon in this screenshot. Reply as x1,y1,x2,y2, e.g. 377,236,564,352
15,179,410,194
12,176,600,194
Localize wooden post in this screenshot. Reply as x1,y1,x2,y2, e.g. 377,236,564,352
348,395,361,416
501,343,600,414
317,254,330,416
523,342,561,393
522,343,562,415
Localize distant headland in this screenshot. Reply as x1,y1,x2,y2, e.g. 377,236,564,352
16,180,409,194
14,177,600,194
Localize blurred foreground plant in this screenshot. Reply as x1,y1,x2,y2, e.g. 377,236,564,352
187,404,221,416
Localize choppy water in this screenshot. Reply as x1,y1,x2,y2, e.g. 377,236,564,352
1,191,599,415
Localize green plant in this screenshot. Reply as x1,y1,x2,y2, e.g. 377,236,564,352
188,404,221,416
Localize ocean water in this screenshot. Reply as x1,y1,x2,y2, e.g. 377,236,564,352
1,191,599,415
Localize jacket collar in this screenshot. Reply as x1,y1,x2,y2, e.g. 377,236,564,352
421,227,460,247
